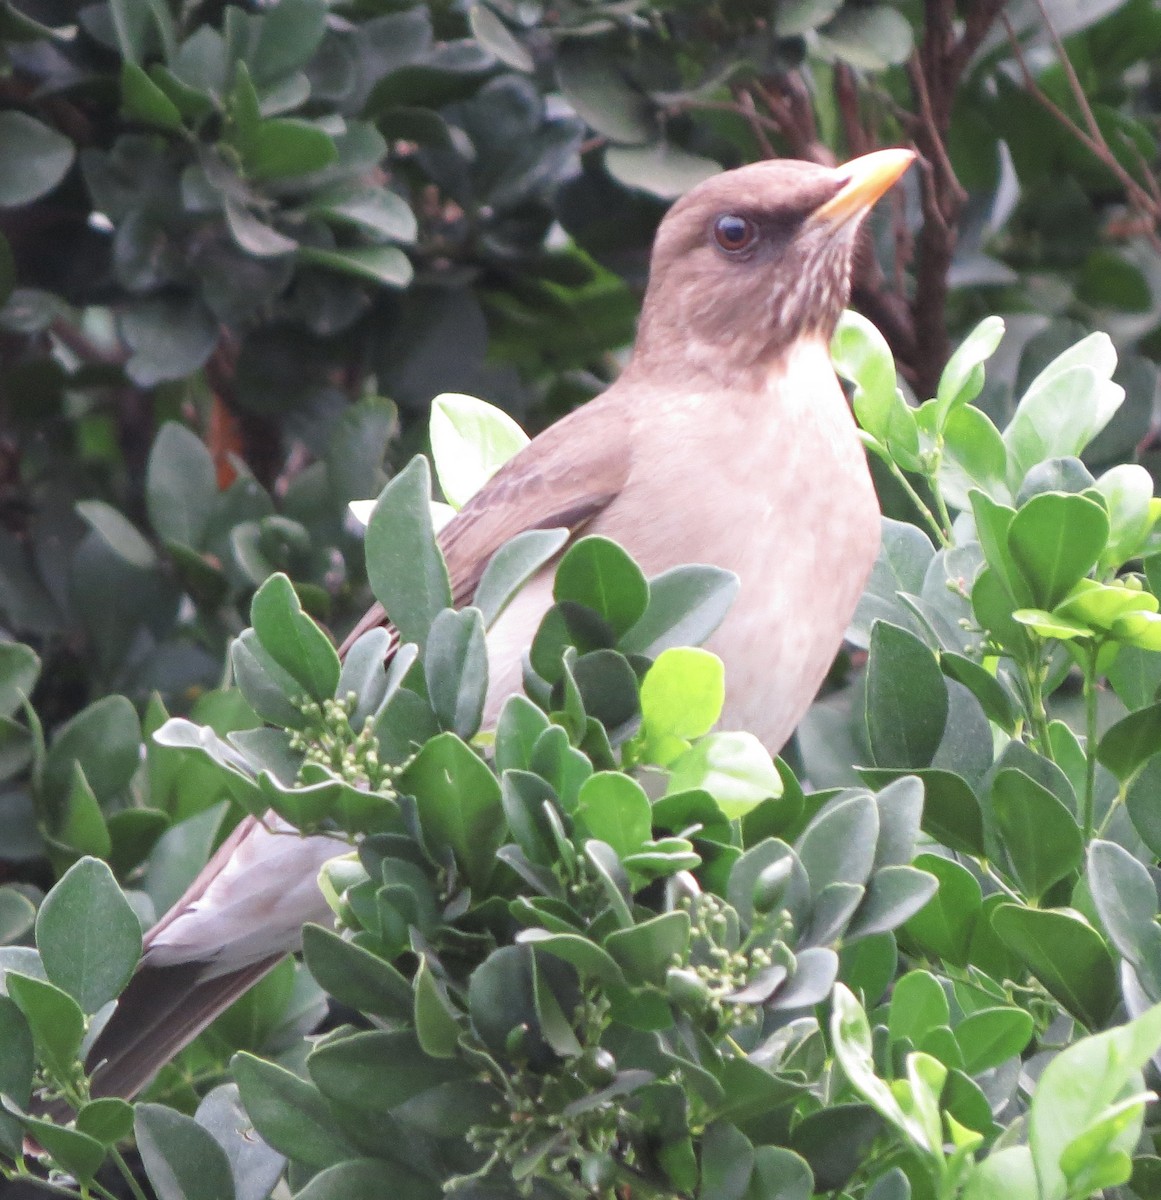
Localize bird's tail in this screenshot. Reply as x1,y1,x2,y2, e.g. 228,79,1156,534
82,954,283,1100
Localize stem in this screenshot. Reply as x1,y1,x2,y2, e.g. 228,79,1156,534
887,460,951,547
110,1149,150,1200
1082,645,1100,843
1025,654,1054,759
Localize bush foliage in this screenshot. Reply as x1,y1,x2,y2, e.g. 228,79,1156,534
5,1,1161,1198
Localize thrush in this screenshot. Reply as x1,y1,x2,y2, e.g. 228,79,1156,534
85,147,914,1099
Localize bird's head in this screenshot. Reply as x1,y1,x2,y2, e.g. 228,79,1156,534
631,149,915,386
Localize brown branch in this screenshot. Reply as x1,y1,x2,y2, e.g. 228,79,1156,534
733,87,777,159
1002,8,1161,248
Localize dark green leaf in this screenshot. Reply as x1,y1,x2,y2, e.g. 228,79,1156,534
554,536,648,637
36,857,141,1013
865,622,948,768
1098,702,1161,783
146,423,217,549
295,1158,441,1200
956,1007,1034,1073
990,904,1117,1027
232,1051,357,1168
620,565,738,657
19,1116,104,1184
0,111,75,207
990,769,1083,900
901,854,981,968
301,924,413,1021
424,607,487,738
365,456,451,648
474,529,568,628
251,573,341,703
6,971,84,1079
1007,492,1109,609
399,732,503,890
135,1103,236,1200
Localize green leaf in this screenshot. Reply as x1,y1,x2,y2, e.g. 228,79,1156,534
146,423,217,549
956,1007,1034,1073
1007,492,1109,609
469,3,533,71
232,1051,357,1168
365,456,451,648
19,1116,105,1184
474,528,569,627
555,42,653,144
576,773,651,860
620,565,739,657
424,607,487,738
429,391,529,510
414,956,461,1058
816,5,913,68
939,404,1010,510
308,1028,468,1113
554,536,648,637
667,732,782,819
75,1097,135,1145
75,498,158,570
830,984,929,1150
797,793,879,895
605,142,719,199
36,857,141,1013
1086,839,1161,971
990,905,1117,1028
1093,464,1154,569
935,317,1005,419
640,647,724,763
0,995,33,1109
1029,1002,1161,1200
6,971,84,1079
990,770,1083,901
43,694,141,805
301,923,413,1021
865,622,948,768
888,970,949,1046
832,311,897,410
297,244,413,288
699,1121,754,1200
251,573,341,703
248,0,327,85
0,111,75,207
135,1103,237,1200
1005,349,1123,485
119,295,218,387
121,61,182,130
0,642,40,720
902,854,981,968
398,732,503,890
1098,701,1161,782
295,1158,442,1200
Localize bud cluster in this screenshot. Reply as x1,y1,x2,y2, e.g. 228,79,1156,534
289,692,397,794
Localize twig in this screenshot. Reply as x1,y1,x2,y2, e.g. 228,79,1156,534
733,87,777,159
1002,8,1161,248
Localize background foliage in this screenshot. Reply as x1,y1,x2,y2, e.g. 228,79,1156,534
5,0,1161,1198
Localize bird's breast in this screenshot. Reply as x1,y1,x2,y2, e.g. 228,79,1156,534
485,338,881,752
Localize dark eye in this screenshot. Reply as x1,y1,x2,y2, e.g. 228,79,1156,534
712,214,758,254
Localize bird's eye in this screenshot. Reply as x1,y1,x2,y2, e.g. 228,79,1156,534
712,214,758,254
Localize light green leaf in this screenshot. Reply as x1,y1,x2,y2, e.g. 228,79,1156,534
429,392,529,510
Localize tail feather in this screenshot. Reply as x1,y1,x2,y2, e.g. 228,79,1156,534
84,954,283,1100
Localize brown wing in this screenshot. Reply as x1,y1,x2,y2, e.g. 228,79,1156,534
340,389,632,654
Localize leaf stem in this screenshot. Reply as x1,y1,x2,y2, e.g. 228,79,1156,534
1082,644,1100,843
886,460,951,547
110,1149,150,1200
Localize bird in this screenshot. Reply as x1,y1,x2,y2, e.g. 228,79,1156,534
82,147,914,1100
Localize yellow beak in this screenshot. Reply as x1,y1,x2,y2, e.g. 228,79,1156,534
810,148,916,226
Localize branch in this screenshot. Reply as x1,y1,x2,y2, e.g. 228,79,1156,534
1002,7,1161,248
